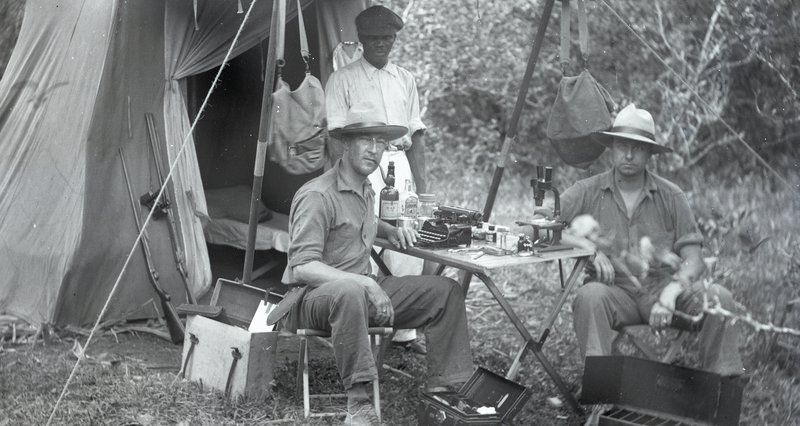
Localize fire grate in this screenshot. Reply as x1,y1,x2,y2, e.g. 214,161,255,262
600,407,697,426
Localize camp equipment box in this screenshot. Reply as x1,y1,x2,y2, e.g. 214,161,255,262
581,356,744,426
180,279,278,399
417,367,531,425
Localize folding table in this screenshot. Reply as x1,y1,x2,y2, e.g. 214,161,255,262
372,237,593,414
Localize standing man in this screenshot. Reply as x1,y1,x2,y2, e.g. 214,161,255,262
325,5,428,353
267,112,473,424
560,104,744,377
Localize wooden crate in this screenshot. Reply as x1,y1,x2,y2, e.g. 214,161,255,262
181,314,278,399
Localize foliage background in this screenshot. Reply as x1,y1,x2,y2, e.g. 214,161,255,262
1,0,799,424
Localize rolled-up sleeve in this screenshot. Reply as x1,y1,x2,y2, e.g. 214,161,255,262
287,191,330,269
672,192,704,252
560,181,586,224
406,77,426,134
324,73,348,130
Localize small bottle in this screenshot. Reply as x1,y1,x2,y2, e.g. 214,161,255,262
496,226,510,249
379,161,399,226
486,225,497,243
401,179,419,219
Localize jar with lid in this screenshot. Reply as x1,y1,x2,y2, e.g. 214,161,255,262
486,225,497,243
418,193,437,218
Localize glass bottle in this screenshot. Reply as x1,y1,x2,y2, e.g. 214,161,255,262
401,179,419,219
379,161,399,226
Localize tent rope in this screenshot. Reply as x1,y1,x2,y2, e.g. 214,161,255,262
598,0,791,190
45,1,260,424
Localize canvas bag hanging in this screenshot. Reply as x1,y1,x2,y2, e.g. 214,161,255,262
267,0,327,175
546,0,615,169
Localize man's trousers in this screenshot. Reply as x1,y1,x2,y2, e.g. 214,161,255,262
281,275,474,389
573,280,744,376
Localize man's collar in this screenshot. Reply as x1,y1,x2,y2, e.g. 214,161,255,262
602,168,659,196
359,57,398,80
333,159,372,195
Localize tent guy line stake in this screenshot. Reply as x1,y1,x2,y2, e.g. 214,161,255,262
598,0,790,190
45,1,260,424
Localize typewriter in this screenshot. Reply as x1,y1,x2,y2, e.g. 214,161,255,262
417,219,472,249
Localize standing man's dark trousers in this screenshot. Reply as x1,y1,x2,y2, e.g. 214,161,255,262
282,275,474,389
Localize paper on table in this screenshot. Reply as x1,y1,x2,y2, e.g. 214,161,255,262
248,300,276,333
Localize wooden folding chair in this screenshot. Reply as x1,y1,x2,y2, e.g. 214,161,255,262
294,327,393,420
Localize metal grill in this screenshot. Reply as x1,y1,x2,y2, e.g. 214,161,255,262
600,407,697,426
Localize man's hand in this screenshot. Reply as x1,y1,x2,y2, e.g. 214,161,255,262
361,276,394,326
593,250,615,284
387,226,418,250
650,281,682,330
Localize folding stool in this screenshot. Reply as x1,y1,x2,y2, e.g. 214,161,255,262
295,327,393,420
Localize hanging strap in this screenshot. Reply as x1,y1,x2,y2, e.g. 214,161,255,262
577,0,590,67
559,0,571,73
559,0,591,74
224,347,243,398
296,0,311,72
275,0,287,77
178,333,199,379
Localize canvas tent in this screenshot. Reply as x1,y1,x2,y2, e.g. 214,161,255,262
0,0,367,327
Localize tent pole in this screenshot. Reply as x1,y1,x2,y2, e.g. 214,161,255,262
482,0,557,222
243,0,282,285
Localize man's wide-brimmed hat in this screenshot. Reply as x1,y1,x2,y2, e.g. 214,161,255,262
356,5,404,36
599,104,671,153
328,103,407,141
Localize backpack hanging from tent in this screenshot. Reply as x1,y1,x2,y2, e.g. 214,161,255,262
268,0,327,175
546,0,615,169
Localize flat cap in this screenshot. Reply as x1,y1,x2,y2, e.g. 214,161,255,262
355,5,404,36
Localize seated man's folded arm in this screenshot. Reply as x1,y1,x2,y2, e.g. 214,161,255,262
294,260,373,289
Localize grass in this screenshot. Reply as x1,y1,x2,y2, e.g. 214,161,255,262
1,167,799,425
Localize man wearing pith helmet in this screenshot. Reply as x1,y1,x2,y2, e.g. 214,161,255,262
326,5,431,355
557,104,744,377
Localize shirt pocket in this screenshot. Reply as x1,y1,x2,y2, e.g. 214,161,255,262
328,217,361,265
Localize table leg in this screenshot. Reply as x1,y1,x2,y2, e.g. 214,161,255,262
476,256,590,415
459,272,473,298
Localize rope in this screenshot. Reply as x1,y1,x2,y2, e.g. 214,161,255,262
45,1,259,423
598,0,791,190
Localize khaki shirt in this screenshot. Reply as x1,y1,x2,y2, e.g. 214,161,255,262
281,161,378,284
560,169,703,287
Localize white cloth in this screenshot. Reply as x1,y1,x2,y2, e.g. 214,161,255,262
331,41,363,71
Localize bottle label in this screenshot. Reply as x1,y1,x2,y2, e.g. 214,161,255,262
403,196,418,218
380,200,400,220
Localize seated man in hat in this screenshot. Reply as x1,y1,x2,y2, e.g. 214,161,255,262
554,104,744,377
325,4,430,354
267,110,474,424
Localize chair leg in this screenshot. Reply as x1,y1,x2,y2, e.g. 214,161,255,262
373,378,381,422
296,337,306,400
371,334,382,422
298,337,311,419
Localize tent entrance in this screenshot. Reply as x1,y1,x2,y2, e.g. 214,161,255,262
188,9,322,289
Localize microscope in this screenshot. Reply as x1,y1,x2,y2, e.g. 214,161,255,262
515,166,569,251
